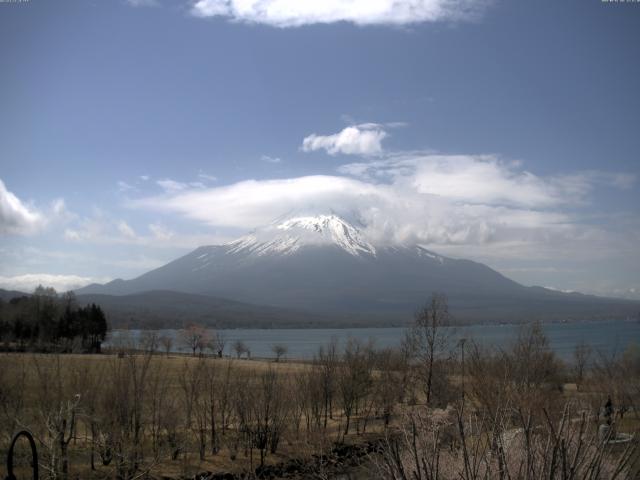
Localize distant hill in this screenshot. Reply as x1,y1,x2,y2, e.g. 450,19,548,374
75,290,358,329
76,214,640,325
0,288,29,302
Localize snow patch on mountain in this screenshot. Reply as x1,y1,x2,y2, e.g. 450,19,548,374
416,245,445,264
224,214,377,258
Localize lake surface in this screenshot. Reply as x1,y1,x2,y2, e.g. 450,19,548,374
106,319,640,361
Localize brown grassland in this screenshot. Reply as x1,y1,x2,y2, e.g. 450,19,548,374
0,311,639,480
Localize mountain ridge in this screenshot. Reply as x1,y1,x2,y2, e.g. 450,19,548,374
75,214,640,324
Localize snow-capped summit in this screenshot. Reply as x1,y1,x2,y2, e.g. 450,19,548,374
225,214,377,257
75,210,639,324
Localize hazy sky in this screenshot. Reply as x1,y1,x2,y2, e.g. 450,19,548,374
1,0,639,299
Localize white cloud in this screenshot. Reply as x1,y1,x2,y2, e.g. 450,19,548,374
261,155,282,164
51,198,66,216
302,124,387,156
157,178,206,193
148,222,174,240
109,255,167,271
0,178,46,235
129,153,637,264
117,180,136,192
338,155,635,208
157,179,188,192
63,209,112,242
117,221,137,239
132,175,382,229
616,287,640,300
198,172,218,182
190,0,490,27
126,0,158,6
64,229,83,241
0,245,178,283
64,212,230,248
0,274,111,293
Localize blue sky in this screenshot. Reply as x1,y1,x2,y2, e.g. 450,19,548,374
0,0,639,298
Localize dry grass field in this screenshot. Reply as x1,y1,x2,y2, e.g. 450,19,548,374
1,323,639,480
0,350,397,479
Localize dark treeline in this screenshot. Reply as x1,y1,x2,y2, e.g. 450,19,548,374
0,286,108,353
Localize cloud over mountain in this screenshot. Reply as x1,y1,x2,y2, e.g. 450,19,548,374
128,153,636,265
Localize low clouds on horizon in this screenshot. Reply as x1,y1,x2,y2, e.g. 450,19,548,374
0,274,112,294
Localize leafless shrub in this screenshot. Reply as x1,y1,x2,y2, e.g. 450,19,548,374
375,402,639,480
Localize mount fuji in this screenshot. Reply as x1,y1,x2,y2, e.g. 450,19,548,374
76,214,639,326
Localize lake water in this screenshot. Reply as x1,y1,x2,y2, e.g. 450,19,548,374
106,319,640,361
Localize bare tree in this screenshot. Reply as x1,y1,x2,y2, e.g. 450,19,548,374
572,341,591,390
180,358,209,461
180,324,208,356
159,334,173,356
271,343,288,362
139,330,159,354
373,348,406,428
213,331,226,358
289,372,308,436
408,292,453,405
205,330,227,358
203,359,221,455
509,322,562,414
297,365,325,433
467,324,562,423
316,337,338,429
213,360,234,439
338,338,373,435
146,358,174,460
32,355,79,480
589,345,640,423
233,339,248,359
99,351,156,479
251,368,290,465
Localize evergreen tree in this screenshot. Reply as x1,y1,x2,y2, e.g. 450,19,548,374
0,288,109,353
